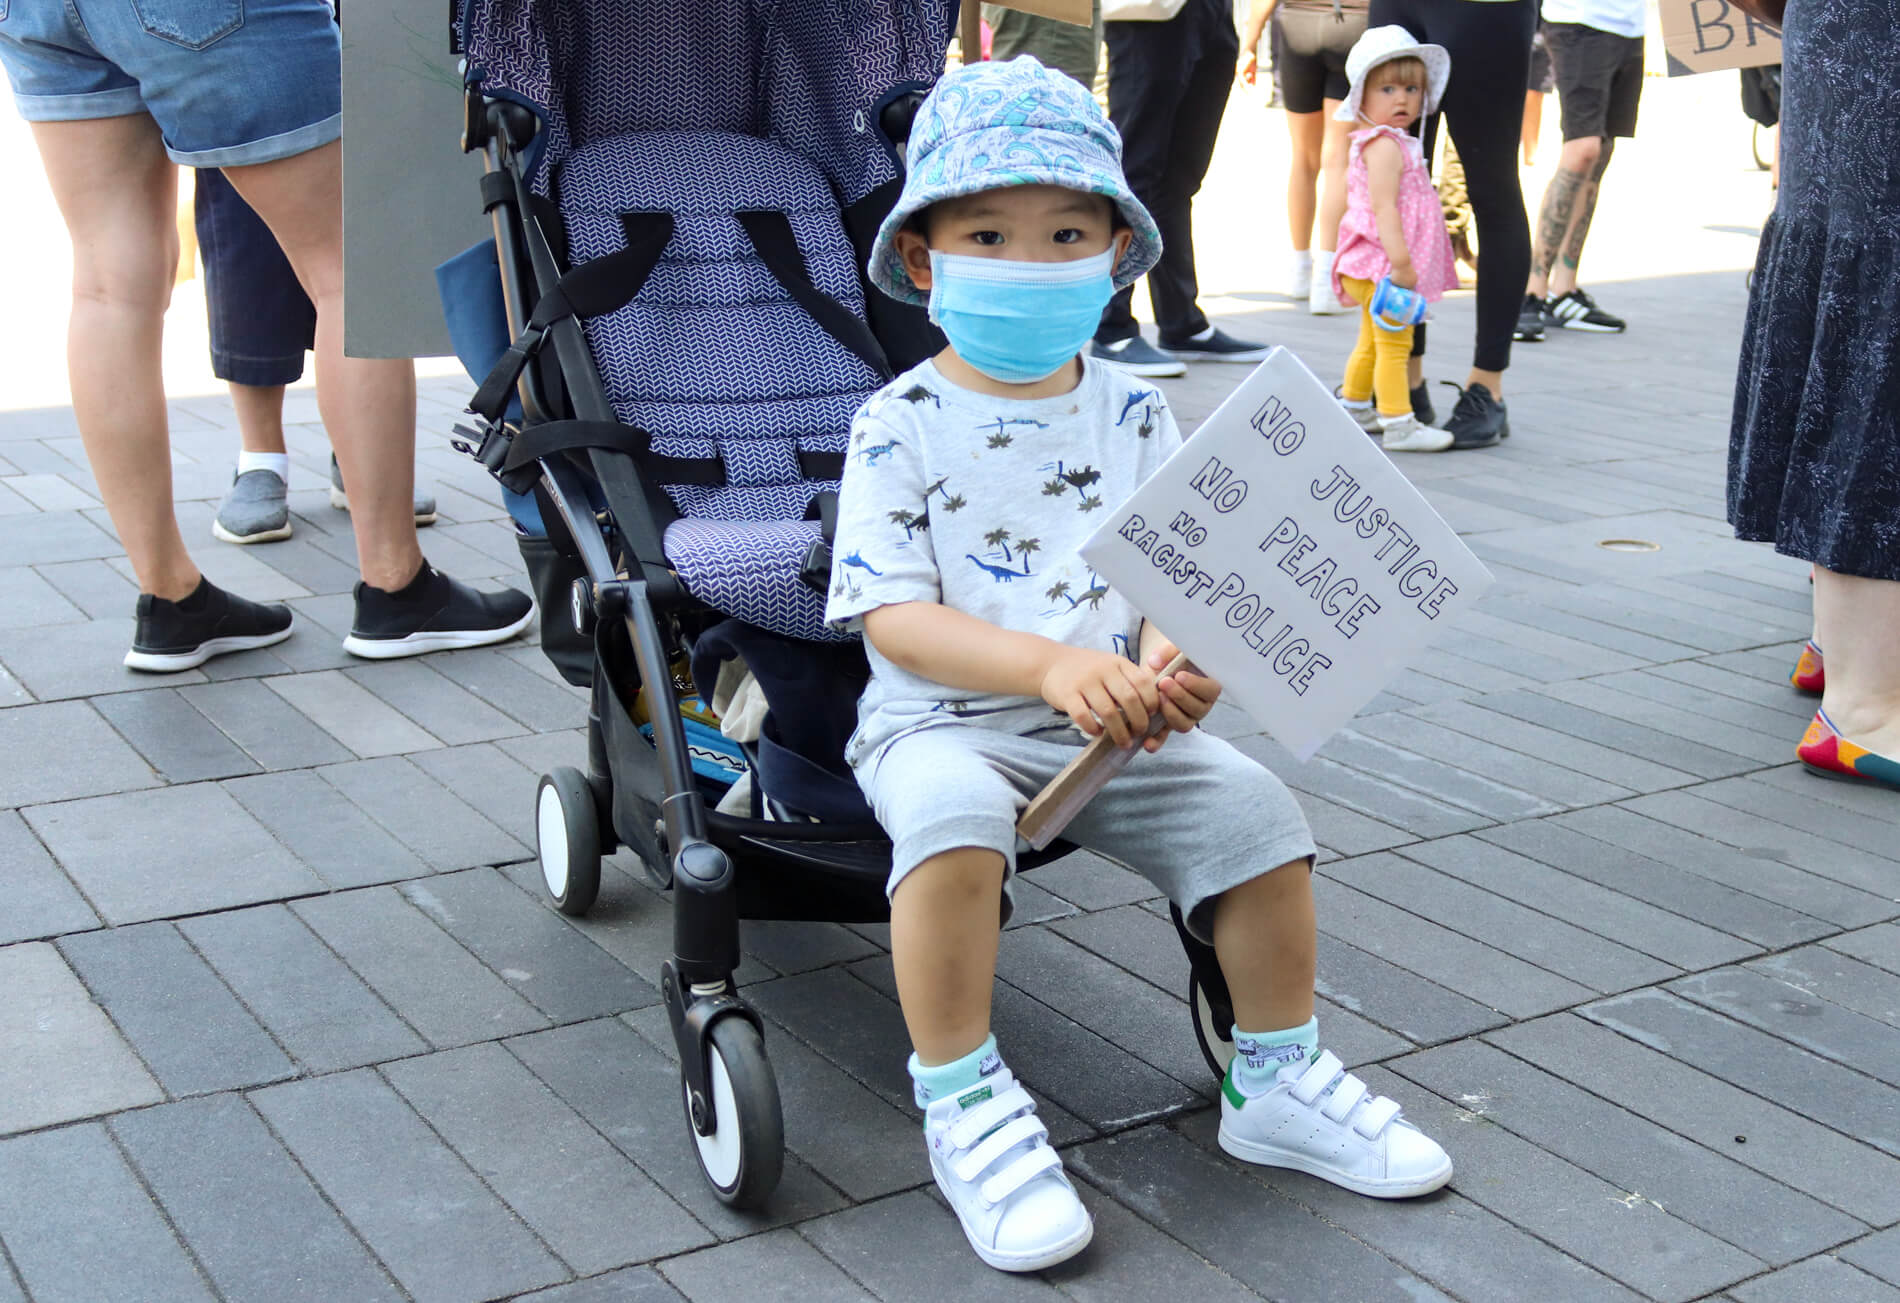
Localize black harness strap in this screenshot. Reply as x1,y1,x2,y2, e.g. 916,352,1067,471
470,211,676,422
796,450,845,482
502,419,725,491
735,209,894,382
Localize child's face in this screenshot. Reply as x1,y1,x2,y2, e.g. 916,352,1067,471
894,184,1132,291
1362,65,1425,129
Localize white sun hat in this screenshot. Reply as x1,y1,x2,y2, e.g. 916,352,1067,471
1334,25,1451,124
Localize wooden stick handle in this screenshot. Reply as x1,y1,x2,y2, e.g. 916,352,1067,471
1016,653,1193,851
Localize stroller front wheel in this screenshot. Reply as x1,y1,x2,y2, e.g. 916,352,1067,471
537,768,602,915
685,1017,784,1209
1190,971,1237,1086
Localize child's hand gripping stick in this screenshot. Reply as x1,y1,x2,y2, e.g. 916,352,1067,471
1017,652,1193,851
1369,276,1428,332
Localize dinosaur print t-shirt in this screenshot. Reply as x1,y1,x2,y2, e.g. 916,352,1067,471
825,356,1182,767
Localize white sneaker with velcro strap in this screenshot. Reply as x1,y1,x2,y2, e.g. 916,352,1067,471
924,1068,1093,1272
1218,1049,1453,1198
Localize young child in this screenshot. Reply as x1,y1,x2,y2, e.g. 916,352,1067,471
1330,27,1460,454
827,55,1452,1274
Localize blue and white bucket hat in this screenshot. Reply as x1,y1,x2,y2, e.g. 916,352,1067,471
868,55,1163,306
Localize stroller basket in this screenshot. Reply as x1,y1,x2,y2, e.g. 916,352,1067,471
444,0,1233,1211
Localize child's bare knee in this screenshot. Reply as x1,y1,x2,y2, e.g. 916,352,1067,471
896,846,1006,906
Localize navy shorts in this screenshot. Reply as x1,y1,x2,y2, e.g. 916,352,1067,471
194,169,315,386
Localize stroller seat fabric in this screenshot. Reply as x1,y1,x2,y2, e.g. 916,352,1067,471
560,130,885,641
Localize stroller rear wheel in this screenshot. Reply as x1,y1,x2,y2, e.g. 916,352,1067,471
537,768,603,915
684,1016,784,1209
1190,971,1237,1085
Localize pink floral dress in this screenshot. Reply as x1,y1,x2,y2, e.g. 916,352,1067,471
1331,124,1458,307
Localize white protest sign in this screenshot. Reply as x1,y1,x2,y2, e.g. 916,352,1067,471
1080,347,1493,760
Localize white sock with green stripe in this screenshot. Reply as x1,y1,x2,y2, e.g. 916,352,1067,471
910,1033,1003,1109
1226,1017,1319,1100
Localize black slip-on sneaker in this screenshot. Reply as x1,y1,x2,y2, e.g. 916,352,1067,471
1443,382,1510,450
344,562,534,660
1090,335,1187,378
1513,294,1548,343
1546,289,1626,333
1158,326,1272,363
124,579,293,672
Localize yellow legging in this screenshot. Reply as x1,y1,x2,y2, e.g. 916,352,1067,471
1339,275,1415,418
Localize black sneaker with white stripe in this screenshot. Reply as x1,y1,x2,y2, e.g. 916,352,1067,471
125,578,293,672
1545,289,1625,333
344,562,534,660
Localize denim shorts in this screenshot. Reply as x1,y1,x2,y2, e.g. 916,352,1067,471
0,0,340,167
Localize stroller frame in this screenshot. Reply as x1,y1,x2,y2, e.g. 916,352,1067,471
460,81,1237,1210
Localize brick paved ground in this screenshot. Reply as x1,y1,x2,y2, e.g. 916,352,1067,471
3,62,1898,1303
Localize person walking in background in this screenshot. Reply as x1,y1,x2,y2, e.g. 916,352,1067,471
1092,0,1270,378
196,167,439,545
1522,23,1552,165
1516,0,1643,339
982,1,1102,92
0,0,531,671
1729,0,1900,793
1365,0,1537,449
1239,0,1369,316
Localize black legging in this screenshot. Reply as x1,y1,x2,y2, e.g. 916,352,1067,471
1367,0,1537,374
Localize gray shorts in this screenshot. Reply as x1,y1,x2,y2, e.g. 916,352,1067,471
860,722,1315,943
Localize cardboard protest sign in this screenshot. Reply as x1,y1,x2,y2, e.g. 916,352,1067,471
1079,347,1493,761
1660,0,1781,76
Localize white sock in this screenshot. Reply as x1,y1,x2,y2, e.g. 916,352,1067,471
1312,250,1335,283
236,451,290,483
1341,397,1373,412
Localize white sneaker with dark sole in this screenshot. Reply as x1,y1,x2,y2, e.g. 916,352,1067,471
124,580,294,672
925,1068,1093,1272
1218,1049,1452,1198
343,563,534,660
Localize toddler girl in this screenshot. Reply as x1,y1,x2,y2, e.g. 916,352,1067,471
1330,27,1459,453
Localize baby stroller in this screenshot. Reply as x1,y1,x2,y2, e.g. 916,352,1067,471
441,0,1238,1210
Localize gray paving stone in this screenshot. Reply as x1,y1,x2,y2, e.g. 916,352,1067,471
25,783,323,924
267,669,441,757
222,769,431,890
1067,1125,1452,1302
0,509,119,567
0,566,83,629
177,677,354,770
1690,775,1900,861
178,904,427,1073
515,1267,687,1303
1487,1015,1900,1227
851,953,1200,1132
0,1124,213,1303
0,618,212,701
91,687,261,782
1619,790,1900,899
427,647,588,732
1233,734,1496,839
1410,697,1702,794
0,700,158,809
1316,725,1570,821
58,922,294,1096
319,755,528,870
0,809,99,944
659,1228,877,1303
0,661,30,708
1478,686,1762,780
1478,594,1706,663
1581,989,1900,1159
1670,966,1900,1089
1314,875,1593,1018
1550,805,1894,929
251,1068,567,1303
408,741,538,845
1046,1184,1266,1303
1296,791,1417,857
0,942,161,1135
1392,1038,1864,1265
345,659,526,746
109,1093,400,1303
382,1042,712,1274
1476,818,1832,951
1025,849,1162,912
293,887,548,1047
506,1017,849,1238
1843,1229,1900,1287
1831,925,1900,977
623,999,924,1203
247,534,362,597
1729,1256,1900,1303
0,1256,23,1303
1336,851,1681,993
799,1190,1065,1301
740,920,883,976
399,868,657,1022
1751,947,1900,1033
1536,678,1790,766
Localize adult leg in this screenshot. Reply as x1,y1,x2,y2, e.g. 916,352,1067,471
1316,108,1352,253
1285,110,1324,252
1523,90,1544,164
1145,0,1237,339
29,116,198,600
1813,570,1900,755
220,141,423,590
1528,134,1610,300
1099,17,1188,342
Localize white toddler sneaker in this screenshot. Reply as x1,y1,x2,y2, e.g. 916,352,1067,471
1218,1049,1453,1198
1380,414,1454,454
924,1067,1093,1272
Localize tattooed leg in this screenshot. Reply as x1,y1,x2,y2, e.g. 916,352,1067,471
1526,135,1606,298
1550,139,1613,298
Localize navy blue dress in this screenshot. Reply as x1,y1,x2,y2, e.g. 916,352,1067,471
1728,0,1900,580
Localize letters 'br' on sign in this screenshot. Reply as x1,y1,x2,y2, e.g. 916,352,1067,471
1659,0,1782,76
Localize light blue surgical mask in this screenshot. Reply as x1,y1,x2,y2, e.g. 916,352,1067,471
927,247,1117,384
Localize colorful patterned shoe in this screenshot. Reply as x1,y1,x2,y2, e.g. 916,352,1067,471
1790,641,1825,695
1798,709,1900,790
